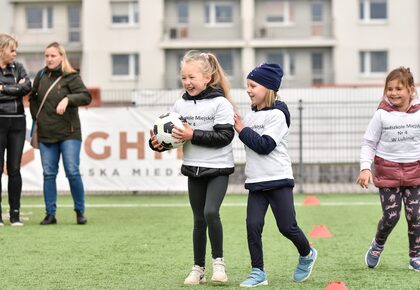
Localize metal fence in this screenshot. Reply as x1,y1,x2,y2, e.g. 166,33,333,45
100,86,392,193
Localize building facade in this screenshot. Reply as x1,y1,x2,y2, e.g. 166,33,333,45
1,0,419,94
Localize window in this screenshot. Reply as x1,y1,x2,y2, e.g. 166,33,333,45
68,6,81,43
204,2,233,25
311,1,323,22
311,52,324,84
359,0,387,22
177,1,188,24
26,7,53,30
215,51,233,76
112,54,139,78
267,52,295,76
265,0,294,24
111,1,139,25
360,51,387,74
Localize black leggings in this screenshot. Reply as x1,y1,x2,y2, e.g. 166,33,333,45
188,175,229,267
376,186,420,258
0,117,26,213
246,187,311,270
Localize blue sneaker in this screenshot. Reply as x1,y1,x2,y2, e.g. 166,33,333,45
409,257,420,272
293,247,317,282
365,239,383,269
240,268,268,288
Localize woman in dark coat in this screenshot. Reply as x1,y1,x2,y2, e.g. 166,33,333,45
29,42,91,225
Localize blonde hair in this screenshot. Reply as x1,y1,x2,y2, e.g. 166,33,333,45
46,42,76,74
383,66,417,99
0,33,18,55
180,50,234,105
264,89,277,108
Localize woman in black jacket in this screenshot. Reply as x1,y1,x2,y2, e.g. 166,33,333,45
0,33,31,226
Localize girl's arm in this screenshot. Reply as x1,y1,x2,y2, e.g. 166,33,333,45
360,139,377,170
238,127,276,155
191,124,234,148
356,111,381,188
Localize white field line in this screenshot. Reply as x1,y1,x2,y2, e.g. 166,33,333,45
20,201,378,208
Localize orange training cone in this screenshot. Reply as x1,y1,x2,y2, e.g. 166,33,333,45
303,195,320,205
309,225,332,238
324,282,349,290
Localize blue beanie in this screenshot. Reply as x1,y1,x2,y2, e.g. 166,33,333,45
247,63,284,92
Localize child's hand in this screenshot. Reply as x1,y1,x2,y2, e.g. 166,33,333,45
356,169,372,189
234,113,244,133
172,122,193,142
149,129,164,151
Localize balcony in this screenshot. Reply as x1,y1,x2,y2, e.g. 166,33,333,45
160,19,244,48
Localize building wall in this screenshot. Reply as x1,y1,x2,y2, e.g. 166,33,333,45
1,0,419,93
82,0,164,90
333,0,420,85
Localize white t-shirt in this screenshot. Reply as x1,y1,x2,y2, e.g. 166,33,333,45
361,108,420,169
243,108,294,183
172,96,234,168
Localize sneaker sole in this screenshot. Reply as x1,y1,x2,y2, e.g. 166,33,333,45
240,280,268,288
293,249,318,282
408,265,420,272
211,277,228,284
11,223,24,227
184,278,206,285
365,250,380,269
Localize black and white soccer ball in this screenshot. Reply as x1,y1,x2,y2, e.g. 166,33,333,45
153,112,186,149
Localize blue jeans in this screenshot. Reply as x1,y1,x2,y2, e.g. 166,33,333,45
39,139,85,215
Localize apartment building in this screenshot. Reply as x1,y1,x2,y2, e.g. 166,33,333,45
1,0,419,94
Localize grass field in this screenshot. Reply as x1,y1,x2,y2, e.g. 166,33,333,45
0,193,418,290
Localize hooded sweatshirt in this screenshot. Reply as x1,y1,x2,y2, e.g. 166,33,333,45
239,100,294,192
172,86,235,171
360,97,420,187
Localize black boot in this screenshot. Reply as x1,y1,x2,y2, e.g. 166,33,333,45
76,210,87,225
10,209,23,226
0,209,3,226
40,214,57,225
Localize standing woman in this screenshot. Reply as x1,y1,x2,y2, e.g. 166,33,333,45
0,33,31,226
29,42,91,225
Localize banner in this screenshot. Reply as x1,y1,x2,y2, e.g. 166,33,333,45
2,108,187,192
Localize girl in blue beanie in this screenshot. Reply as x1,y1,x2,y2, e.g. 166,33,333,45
234,63,317,287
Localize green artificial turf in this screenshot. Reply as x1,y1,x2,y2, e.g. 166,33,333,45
0,193,417,289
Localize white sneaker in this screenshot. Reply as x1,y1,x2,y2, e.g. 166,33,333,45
184,265,206,285
11,221,24,227
211,257,228,283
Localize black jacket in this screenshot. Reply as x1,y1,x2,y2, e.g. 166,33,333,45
0,62,32,115
29,66,91,143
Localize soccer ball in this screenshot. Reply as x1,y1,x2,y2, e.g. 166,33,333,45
153,112,186,149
